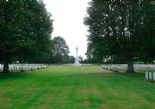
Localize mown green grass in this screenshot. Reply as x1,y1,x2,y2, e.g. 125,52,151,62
0,65,155,109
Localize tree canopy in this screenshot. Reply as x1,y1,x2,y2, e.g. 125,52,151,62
50,36,71,64
0,0,53,73
85,0,155,72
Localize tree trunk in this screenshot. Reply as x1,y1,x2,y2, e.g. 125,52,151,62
3,59,10,73
127,59,135,73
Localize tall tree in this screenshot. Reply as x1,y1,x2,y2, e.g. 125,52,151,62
51,36,70,64
85,0,155,72
0,0,53,73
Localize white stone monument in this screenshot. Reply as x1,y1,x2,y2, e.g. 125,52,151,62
74,47,81,66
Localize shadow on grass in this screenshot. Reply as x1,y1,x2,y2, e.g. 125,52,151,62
0,69,145,82
0,71,34,81
119,72,145,80
78,72,116,77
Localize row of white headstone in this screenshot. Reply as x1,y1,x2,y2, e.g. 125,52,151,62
102,64,127,72
145,72,155,82
102,64,155,82
102,64,155,72
0,64,47,72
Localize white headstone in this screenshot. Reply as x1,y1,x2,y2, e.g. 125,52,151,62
153,72,155,81
145,71,149,80
149,72,153,80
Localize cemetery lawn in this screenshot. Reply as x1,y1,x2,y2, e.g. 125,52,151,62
0,65,155,109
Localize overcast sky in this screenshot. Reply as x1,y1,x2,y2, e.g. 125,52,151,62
43,0,91,58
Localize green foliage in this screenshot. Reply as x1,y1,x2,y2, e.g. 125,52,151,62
0,0,53,72
49,36,72,64
85,0,155,71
